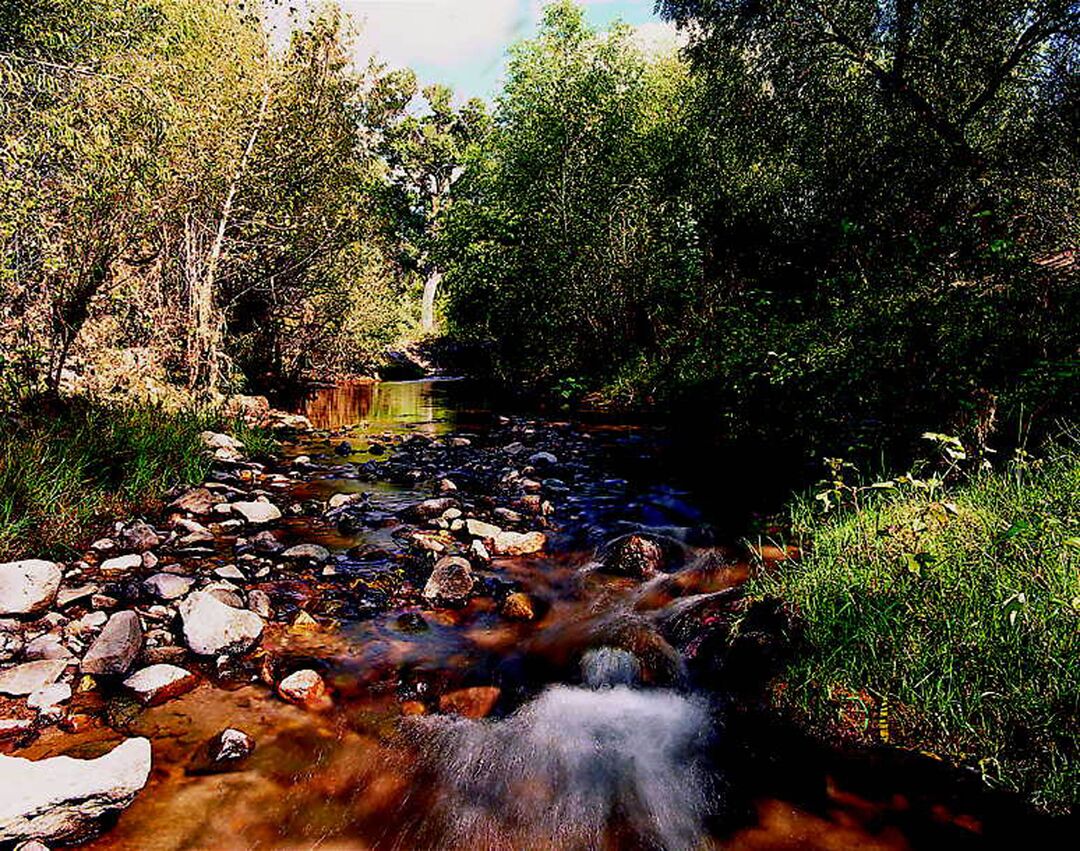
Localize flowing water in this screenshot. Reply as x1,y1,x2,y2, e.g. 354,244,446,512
18,380,1057,849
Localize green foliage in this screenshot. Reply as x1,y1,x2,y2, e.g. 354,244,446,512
0,399,219,559
0,0,437,399
441,0,1079,449
440,2,704,388
752,438,1080,812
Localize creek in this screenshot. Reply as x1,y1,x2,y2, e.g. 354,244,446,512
22,380,1035,849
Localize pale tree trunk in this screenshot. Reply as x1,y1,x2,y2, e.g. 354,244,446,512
188,86,271,392
421,269,441,335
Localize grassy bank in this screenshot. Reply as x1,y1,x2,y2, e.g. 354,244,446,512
751,439,1080,814
0,399,267,561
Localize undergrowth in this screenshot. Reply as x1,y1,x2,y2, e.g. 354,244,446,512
0,398,273,560
750,435,1080,814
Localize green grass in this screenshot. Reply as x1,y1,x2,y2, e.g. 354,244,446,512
751,440,1080,814
0,398,272,561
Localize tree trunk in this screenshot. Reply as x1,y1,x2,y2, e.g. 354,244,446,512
421,269,442,335
189,86,271,392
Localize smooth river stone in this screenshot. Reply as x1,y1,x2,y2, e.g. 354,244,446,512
179,592,263,656
0,737,151,845
80,611,142,676
230,501,282,525
0,659,68,696
0,561,61,616
123,664,199,706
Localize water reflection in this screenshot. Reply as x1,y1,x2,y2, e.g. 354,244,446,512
295,379,479,433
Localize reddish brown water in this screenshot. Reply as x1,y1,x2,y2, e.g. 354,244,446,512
17,381,1058,850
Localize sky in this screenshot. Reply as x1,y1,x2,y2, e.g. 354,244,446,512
275,1,676,102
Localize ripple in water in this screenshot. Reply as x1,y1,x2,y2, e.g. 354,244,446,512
409,685,716,850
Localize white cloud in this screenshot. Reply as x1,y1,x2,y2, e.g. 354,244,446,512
630,20,686,56
337,0,527,68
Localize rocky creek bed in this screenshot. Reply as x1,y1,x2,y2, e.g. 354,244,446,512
0,381,1053,849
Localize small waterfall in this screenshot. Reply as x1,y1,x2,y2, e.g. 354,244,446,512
409,685,716,850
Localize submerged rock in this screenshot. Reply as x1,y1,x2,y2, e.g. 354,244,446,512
501,592,536,621
187,728,255,775
179,592,263,656
598,534,669,579
0,561,61,616
438,686,501,719
0,737,151,845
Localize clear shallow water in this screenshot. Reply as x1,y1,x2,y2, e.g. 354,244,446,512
22,380,1051,849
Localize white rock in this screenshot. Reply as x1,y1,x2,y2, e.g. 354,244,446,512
143,573,194,601
0,660,68,696
0,562,61,616
99,554,141,576
230,502,281,525
179,592,263,656
0,738,151,845
27,682,71,713
465,519,502,540
122,664,198,706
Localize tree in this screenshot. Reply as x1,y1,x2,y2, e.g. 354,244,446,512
440,1,700,391
380,78,490,334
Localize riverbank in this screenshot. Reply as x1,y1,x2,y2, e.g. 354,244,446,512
751,438,1080,814
0,397,300,562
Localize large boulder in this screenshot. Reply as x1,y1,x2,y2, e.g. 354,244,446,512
80,611,142,676
0,561,61,616
0,737,151,845
179,592,263,656
422,556,474,607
